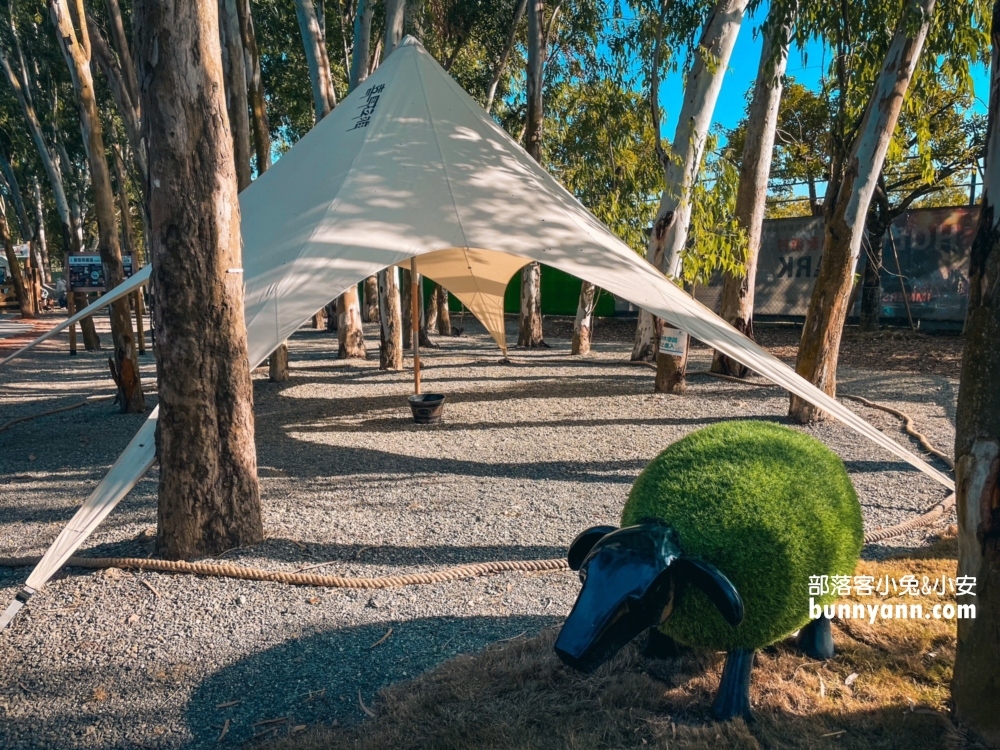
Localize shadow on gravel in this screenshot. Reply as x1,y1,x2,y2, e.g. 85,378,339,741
185,614,558,749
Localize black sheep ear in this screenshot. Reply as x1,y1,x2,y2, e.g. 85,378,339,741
567,525,617,570
676,557,744,627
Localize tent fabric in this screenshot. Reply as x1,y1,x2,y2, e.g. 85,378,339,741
1,36,953,630
395,248,531,350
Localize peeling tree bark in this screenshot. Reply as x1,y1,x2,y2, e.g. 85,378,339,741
337,286,366,359
637,0,749,391
50,0,144,412
952,3,1000,740
363,275,379,321
426,283,451,335
571,280,595,355
136,0,263,560
789,0,935,422
378,266,403,369
711,4,793,377
518,0,545,348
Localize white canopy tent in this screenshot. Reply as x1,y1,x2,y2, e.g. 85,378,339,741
0,37,954,630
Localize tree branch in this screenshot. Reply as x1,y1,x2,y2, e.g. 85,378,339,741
485,0,527,114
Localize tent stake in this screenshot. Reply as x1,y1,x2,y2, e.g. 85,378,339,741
411,257,421,394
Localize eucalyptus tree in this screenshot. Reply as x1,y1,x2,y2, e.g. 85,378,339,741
952,4,1000,737
370,0,404,369
220,0,253,190
789,0,986,422
518,0,546,348
136,0,263,559
632,0,750,394
711,0,796,377
49,0,145,410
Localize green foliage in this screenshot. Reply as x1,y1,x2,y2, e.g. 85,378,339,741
681,133,747,285
794,0,989,183
621,420,863,651
545,78,660,254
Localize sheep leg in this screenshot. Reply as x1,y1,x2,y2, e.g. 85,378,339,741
642,627,685,659
796,615,834,660
711,649,755,722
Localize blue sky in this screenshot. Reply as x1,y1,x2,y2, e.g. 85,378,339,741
654,6,991,142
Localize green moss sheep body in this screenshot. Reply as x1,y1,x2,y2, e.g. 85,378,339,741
621,420,863,652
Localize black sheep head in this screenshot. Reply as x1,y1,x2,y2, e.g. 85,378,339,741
554,521,744,672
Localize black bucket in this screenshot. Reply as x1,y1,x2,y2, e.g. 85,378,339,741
408,394,445,424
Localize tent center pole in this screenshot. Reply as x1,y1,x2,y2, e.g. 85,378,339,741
411,257,421,394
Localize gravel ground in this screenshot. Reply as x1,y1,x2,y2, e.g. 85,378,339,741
0,312,958,749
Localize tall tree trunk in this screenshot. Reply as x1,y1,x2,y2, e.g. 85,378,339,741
50,0,144,412
236,0,271,175
337,287,366,358
104,0,139,105
219,0,252,191
952,5,1000,739
638,0,749,390
0,199,36,317
425,281,438,330
790,0,935,422
485,0,527,114
363,275,379,321
269,342,289,381
571,280,595,355
384,0,404,53
136,0,263,560
295,0,336,120
378,266,403,369
711,5,793,376
343,0,400,360
32,177,51,285
87,14,148,185
349,0,374,91
428,283,451,335
518,0,545,348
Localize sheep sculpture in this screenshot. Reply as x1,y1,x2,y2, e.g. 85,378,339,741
554,420,864,721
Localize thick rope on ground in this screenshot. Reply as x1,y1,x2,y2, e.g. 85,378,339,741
0,554,569,588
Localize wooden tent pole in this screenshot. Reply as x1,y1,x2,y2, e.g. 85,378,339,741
411,256,421,394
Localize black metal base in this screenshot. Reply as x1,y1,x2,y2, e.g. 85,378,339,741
796,615,835,660
642,627,685,659
711,649,755,722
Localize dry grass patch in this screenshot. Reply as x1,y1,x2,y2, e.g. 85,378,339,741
266,535,968,749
